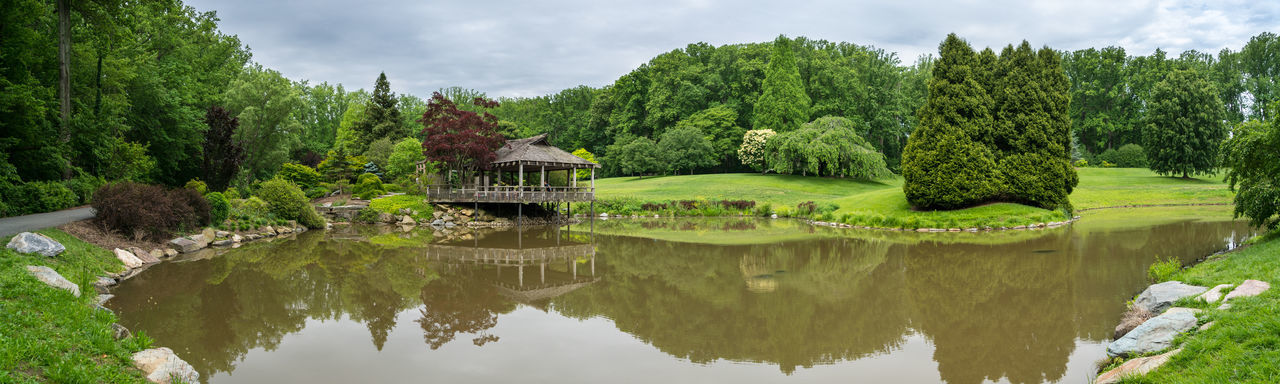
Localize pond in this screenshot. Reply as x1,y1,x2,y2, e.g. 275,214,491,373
106,207,1252,383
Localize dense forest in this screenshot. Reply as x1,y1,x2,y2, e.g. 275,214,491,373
2,0,1279,217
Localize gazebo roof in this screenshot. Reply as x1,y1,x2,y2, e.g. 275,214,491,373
492,134,600,169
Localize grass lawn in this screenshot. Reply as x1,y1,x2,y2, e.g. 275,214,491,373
592,168,1234,229
0,230,151,383
1112,232,1280,383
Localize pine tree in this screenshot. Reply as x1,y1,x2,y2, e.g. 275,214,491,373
752,35,810,132
1143,69,1226,178
356,72,405,145
902,34,1001,209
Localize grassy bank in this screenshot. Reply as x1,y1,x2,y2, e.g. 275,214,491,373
590,168,1233,228
1119,232,1280,383
0,230,151,383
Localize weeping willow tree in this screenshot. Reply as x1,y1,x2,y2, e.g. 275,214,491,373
764,116,890,179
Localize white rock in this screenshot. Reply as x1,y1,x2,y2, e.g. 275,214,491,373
1197,284,1233,303
1222,279,1270,302
7,232,65,257
113,248,144,269
131,347,199,384
25,266,79,297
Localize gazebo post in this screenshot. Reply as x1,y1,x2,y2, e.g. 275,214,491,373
518,165,524,200
540,165,545,190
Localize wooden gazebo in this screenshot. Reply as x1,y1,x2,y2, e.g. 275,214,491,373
422,134,600,204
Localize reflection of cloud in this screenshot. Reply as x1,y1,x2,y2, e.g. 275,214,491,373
187,0,1278,98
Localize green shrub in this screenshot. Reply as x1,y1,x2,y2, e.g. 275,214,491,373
1148,255,1181,283
234,196,269,218
254,178,325,228
278,163,324,190
63,174,105,205
30,181,78,212
1096,144,1149,168
369,195,433,219
354,173,384,200
184,179,208,195
1073,159,1088,167
355,208,380,223
224,187,241,200
304,186,329,199
205,192,230,225
383,183,402,193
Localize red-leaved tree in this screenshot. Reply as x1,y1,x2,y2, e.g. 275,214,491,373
419,92,505,184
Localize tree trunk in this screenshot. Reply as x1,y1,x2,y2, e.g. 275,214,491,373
57,0,71,141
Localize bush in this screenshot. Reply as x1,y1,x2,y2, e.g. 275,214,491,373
354,173,384,200
234,196,269,218
30,181,78,212
184,179,208,195
1096,144,1149,168
92,182,210,240
1148,256,1181,283
254,178,325,228
369,195,433,219
355,208,380,223
304,186,329,199
278,163,324,190
224,187,241,200
206,192,230,225
1074,159,1088,168
64,174,106,205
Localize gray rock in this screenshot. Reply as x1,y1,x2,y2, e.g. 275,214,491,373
131,347,199,384
215,230,230,238
231,234,242,243
114,248,144,269
277,227,292,234
400,215,416,225
188,234,208,249
1218,303,1233,310
262,226,275,234
25,266,80,297
201,228,216,243
1106,310,1197,357
96,293,114,306
112,323,131,340
1198,321,1215,332
1095,348,1181,384
168,237,200,253
431,219,445,227
93,276,116,289
379,212,396,223
163,248,178,258
1223,279,1270,302
1133,281,1208,313
7,232,66,257
211,239,233,246
149,249,164,261
130,247,159,264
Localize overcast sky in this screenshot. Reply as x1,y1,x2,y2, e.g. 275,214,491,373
186,0,1278,99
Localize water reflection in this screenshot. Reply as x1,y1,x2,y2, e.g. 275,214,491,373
106,209,1252,383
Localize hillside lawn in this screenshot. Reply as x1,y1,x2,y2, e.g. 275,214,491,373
592,168,1234,229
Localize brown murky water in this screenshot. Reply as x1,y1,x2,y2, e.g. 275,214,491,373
106,207,1252,383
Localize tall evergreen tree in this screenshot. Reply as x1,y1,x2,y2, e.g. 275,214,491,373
356,72,404,146
752,35,810,132
901,34,1001,209
202,106,243,192
1143,69,1225,178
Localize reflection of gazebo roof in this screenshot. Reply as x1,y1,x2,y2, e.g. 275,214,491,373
496,279,596,304
422,243,594,266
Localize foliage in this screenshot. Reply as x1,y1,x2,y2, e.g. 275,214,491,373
184,179,208,195
657,126,717,174
1143,69,1226,178
571,148,597,180
277,163,323,190
753,35,810,133
369,195,434,220
354,73,406,145
1221,118,1280,229
611,137,664,178
206,191,230,225
224,187,241,200
386,137,427,182
675,105,745,165
317,147,362,183
30,181,78,213
103,139,157,183
63,173,105,205
902,35,1075,211
738,129,776,173
294,81,349,158
354,173,385,200
1095,144,1148,167
223,63,305,186
254,178,325,229
202,106,244,192
92,182,210,240
1147,255,1181,283
765,116,890,180
419,91,505,181
364,137,395,171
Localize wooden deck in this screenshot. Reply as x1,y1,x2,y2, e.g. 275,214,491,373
425,185,594,203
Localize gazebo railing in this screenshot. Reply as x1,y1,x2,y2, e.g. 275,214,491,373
424,185,595,203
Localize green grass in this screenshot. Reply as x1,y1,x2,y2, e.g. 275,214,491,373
1113,232,1280,383
0,229,151,383
369,194,435,220
592,168,1233,229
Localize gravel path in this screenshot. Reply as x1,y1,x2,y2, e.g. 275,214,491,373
0,207,95,238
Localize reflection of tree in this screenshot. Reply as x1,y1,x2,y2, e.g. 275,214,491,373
416,267,516,349
552,235,908,374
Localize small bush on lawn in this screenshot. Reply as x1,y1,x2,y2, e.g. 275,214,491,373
92,182,210,240
206,192,230,226
369,195,433,220
304,186,329,199
1096,144,1149,168
255,178,325,229
354,173,384,200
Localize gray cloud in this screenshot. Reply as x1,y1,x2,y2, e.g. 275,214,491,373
187,0,1279,98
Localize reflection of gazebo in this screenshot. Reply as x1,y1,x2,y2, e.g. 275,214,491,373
422,134,600,204
421,242,597,302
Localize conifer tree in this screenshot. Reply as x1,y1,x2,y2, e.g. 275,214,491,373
753,35,810,132
356,72,405,145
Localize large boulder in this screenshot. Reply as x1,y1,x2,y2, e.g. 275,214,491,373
1094,348,1181,384
128,247,159,264
25,266,80,297
168,237,200,253
7,232,65,257
131,347,199,384
1107,309,1198,357
1223,280,1270,302
1133,281,1208,313
114,248,144,269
